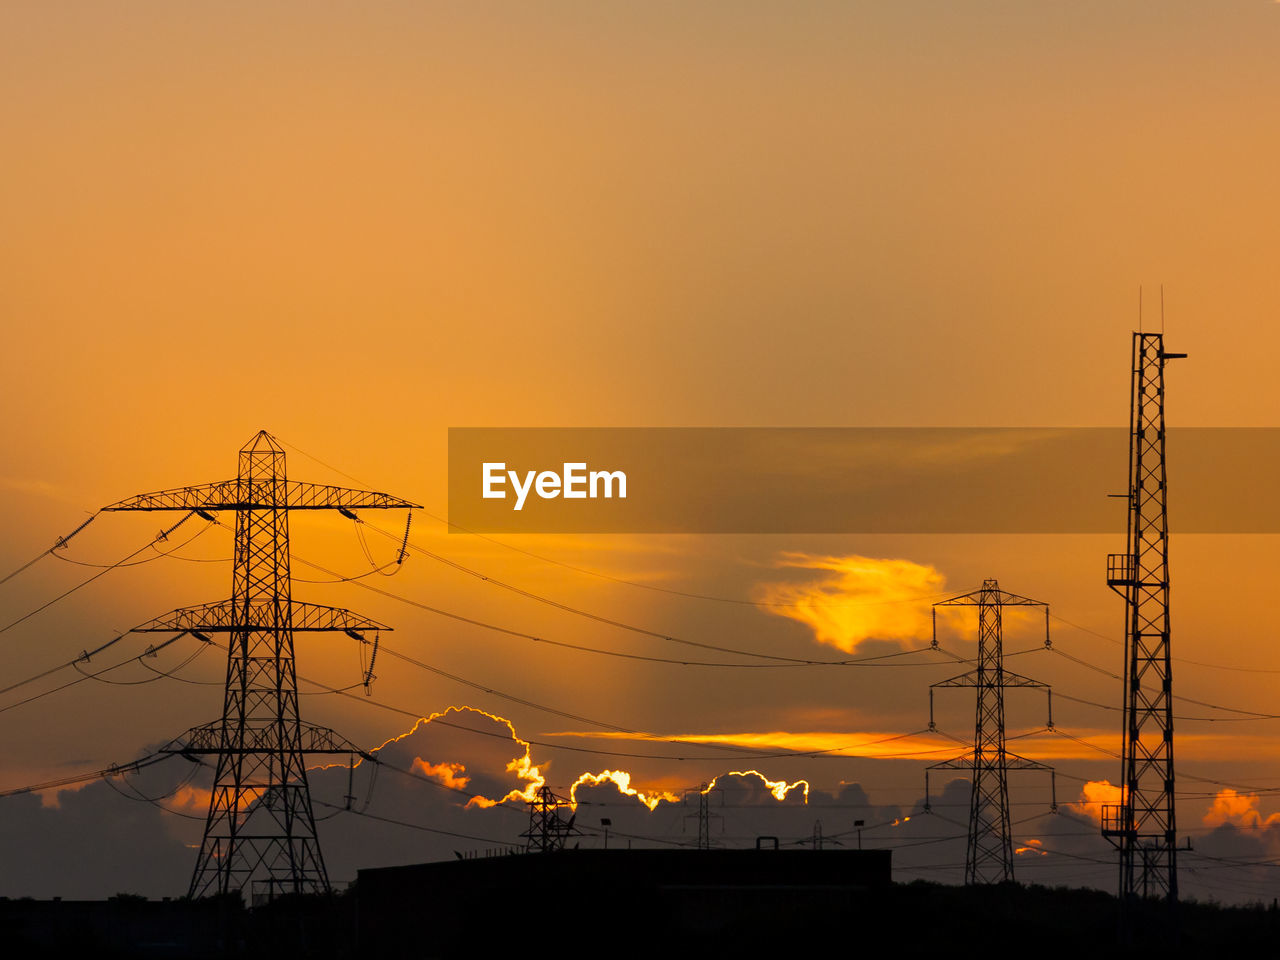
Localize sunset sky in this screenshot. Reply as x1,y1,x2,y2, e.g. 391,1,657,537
3,1,1280,903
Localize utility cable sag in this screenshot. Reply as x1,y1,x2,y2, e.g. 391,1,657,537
0,512,201,637
0,513,99,588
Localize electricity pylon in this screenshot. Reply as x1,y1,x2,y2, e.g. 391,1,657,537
104,431,416,900
522,785,579,853
1103,332,1185,905
925,579,1056,885
696,785,712,851
683,782,722,850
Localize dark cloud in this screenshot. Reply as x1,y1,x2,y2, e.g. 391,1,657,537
4,720,1272,906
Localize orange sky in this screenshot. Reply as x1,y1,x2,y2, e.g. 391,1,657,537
2,0,1280,895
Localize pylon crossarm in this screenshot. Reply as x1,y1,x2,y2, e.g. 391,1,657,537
932,669,979,688
988,591,1046,607
935,589,1047,608
930,666,1050,692
162,721,369,756
104,480,417,512
1001,671,1049,689
104,480,238,512
927,753,975,771
1002,751,1053,772
131,600,391,634
283,482,418,510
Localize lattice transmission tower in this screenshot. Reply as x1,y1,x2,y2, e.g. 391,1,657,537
104,431,416,900
683,782,722,850
522,785,579,853
1102,332,1185,904
925,579,1056,885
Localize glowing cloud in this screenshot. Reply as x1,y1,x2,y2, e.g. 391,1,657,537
368,708,821,814
412,760,471,791
1203,789,1280,829
366,705,548,810
363,710,811,819
476,743,548,809
706,770,809,803
1066,780,1122,824
569,771,680,811
543,727,953,760
755,554,944,652
171,785,213,813
1015,838,1047,856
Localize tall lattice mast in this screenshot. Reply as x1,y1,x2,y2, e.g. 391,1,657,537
1103,333,1185,903
926,579,1055,885
697,786,712,851
521,785,579,853
105,431,416,900
682,782,721,850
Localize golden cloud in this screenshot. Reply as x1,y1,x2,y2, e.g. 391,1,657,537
569,770,680,811
706,770,809,803
755,553,945,653
1065,779,1122,824
542,728,958,760
1203,788,1280,830
412,759,472,792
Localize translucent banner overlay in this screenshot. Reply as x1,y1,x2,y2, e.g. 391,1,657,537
447,428,1268,534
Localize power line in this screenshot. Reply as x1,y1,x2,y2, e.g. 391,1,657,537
204,459,1280,725
74,642,212,687
299,546,882,668
364,512,957,613
51,522,217,569
263,435,1280,692
0,630,133,697
1051,611,1280,676
310,798,516,846
337,530,1280,720
181,511,897,670
209,524,954,672
0,633,193,715
0,751,172,799
0,512,199,638
300,666,960,763
0,513,98,587
276,433,954,612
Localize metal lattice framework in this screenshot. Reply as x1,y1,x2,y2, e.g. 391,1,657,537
926,579,1055,885
696,786,712,851
521,785,578,853
686,783,727,855
1103,333,1185,904
104,431,416,900
133,601,389,635
681,782,722,850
